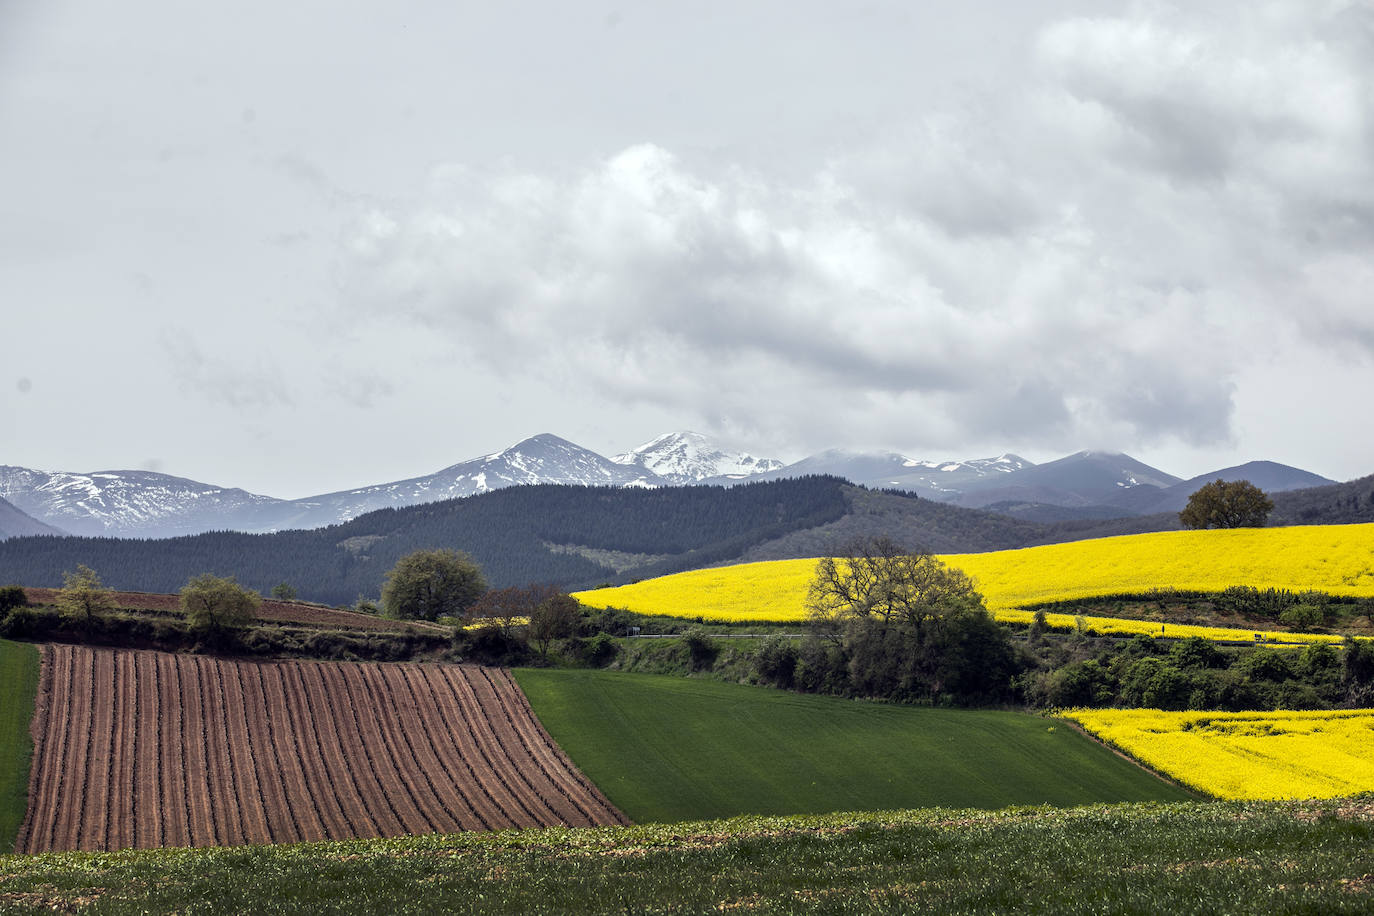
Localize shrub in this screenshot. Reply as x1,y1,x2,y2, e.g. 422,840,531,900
0,585,27,615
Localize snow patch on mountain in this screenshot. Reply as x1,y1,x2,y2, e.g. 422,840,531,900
611,431,783,484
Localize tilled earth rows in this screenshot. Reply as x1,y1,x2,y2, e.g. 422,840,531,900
17,645,627,853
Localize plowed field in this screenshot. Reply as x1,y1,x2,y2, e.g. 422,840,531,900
16,645,626,853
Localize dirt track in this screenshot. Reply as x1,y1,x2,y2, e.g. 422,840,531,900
17,645,627,853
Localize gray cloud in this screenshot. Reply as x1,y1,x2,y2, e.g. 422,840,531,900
332,1,1372,460
161,329,294,411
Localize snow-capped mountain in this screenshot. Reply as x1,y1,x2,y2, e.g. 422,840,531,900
273,434,663,529
0,466,284,538
611,431,783,484
0,435,666,538
707,449,1032,497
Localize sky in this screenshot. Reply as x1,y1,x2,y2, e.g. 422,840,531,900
2,0,1372,498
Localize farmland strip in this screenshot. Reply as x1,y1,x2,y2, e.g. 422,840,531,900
171,656,211,851
335,664,433,836
296,662,385,838
366,664,464,832
20,645,66,854
107,650,135,851
455,667,566,824
223,660,274,845
237,661,301,843
285,661,374,837
476,667,600,825
80,648,118,850
317,663,406,837
147,651,168,848
375,665,481,832
186,655,225,846
400,666,501,830
493,668,627,824
257,663,329,842
166,653,200,847
413,665,514,828
435,666,544,827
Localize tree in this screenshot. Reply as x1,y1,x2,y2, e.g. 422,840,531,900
57,564,115,624
381,549,487,621
807,537,1014,703
181,573,261,631
528,591,580,657
1179,479,1274,529
270,582,297,600
0,585,27,615
808,536,982,635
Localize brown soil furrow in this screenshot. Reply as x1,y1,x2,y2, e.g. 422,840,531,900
374,665,483,832
146,651,170,848
222,660,275,845
450,670,563,829
414,665,519,829
335,664,435,837
171,656,214,851
16,649,625,853
355,664,448,833
185,654,227,846
494,667,627,825
106,650,136,851
475,667,602,826
436,666,545,828
19,645,65,854
316,663,407,837
284,661,377,838
19,646,61,853
79,648,117,851
256,663,329,842
400,665,502,830
235,662,300,843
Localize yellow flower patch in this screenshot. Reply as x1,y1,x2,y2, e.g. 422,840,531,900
1064,708,1374,800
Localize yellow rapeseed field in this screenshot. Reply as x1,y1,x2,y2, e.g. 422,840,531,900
1064,708,1374,799
572,523,1374,643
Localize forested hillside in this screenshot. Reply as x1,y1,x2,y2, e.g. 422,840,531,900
0,477,849,604
2,472,1369,607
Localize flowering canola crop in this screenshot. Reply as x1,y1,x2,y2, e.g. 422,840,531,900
572,523,1374,643
1063,708,1374,800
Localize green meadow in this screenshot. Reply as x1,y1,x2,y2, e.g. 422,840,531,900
512,669,1193,823
0,639,39,853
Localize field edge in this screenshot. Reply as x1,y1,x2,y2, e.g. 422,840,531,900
0,639,40,853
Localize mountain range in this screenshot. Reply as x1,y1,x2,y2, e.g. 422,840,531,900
0,431,1339,540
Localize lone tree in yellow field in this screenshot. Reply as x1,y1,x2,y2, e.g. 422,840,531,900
1179,479,1274,529
807,537,1015,704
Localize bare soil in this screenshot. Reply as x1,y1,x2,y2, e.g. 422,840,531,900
16,645,627,853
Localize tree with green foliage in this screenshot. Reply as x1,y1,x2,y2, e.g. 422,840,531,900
270,582,297,600
808,537,1015,704
1179,479,1274,529
381,548,487,621
180,573,261,631
0,585,26,615
56,564,115,624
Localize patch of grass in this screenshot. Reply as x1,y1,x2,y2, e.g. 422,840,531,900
1,801,1371,914
0,639,39,852
513,669,1192,824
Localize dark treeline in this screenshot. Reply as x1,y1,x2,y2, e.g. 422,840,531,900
0,477,849,605
1270,473,1374,526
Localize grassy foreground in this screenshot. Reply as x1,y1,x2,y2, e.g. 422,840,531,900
514,670,1191,823
2,801,1372,914
0,639,39,853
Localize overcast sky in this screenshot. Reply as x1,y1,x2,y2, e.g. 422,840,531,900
2,1,1371,498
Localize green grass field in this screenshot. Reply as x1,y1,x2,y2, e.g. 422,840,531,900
0,639,39,853
513,670,1193,823
2,801,1370,914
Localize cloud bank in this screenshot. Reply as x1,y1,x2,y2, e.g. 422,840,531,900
335,1,1372,459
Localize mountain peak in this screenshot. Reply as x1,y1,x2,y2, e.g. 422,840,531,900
612,431,783,484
